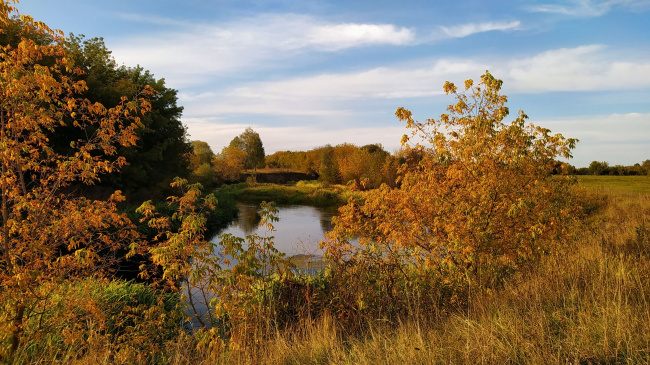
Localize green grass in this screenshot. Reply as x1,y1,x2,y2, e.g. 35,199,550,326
577,175,650,195
220,180,360,207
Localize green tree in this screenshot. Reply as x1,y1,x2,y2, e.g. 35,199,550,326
64,35,191,201
324,71,580,287
189,140,216,170
318,144,339,185
188,140,217,187
229,127,265,170
214,145,247,182
641,159,650,176
588,161,609,175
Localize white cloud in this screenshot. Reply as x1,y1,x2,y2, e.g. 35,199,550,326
177,44,650,119
529,0,650,17
307,23,414,50
177,59,487,118
501,45,650,92
109,14,414,87
536,112,650,166
183,119,407,153
440,21,521,38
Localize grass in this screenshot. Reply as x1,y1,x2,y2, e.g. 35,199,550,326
577,174,650,195
220,180,361,207
245,181,650,364
9,176,650,364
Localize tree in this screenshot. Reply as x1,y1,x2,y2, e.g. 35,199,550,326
0,4,152,358
64,35,191,201
188,140,217,187
189,140,216,170
588,160,609,175
323,71,580,287
642,159,650,176
229,127,265,170
318,144,339,185
214,145,248,182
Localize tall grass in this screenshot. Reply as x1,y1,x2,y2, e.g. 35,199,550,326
11,178,650,364
203,181,650,364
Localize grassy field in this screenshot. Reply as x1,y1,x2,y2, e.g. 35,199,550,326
11,176,650,364
165,176,649,364
577,174,650,195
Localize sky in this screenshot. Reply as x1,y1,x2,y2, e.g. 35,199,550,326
15,0,650,167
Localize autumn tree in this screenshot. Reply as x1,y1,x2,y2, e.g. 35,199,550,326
214,145,248,182
0,3,154,359
588,160,610,175
229,127,265,170
323,71,580,287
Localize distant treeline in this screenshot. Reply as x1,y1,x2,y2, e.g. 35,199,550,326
265,143,400,189
569,160,650,176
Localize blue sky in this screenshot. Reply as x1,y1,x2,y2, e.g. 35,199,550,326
16,0,650,167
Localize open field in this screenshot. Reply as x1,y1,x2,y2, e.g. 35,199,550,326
161,177,650,364
9,177,650,364
577,175,650,195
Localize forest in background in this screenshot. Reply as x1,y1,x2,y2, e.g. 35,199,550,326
1,2,649,364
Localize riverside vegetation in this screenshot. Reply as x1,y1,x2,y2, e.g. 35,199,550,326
2,2,650,364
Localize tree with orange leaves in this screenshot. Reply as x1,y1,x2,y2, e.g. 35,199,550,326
323,71,580,287
0,2,155,359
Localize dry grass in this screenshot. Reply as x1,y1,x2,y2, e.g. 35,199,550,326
208,184,650,364
13,181,650,364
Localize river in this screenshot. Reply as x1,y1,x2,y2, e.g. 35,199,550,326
211,203,340,257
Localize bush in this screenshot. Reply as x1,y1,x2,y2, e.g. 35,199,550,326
9,278,183,363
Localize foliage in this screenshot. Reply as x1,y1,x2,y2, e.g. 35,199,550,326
572,159,650,176
266,143,398,189
9,278,183,364
228,127,265,170
318,144,338,185
189,140,215,170
0,3,153,360
323,71,581,288
188,140,218,187
214,144,247,183
63,35,191,202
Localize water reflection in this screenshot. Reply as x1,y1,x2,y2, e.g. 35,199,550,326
212,203,339,256
187,204,342,329
236,204,262,234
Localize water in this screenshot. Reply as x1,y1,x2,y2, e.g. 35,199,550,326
211,203,339,257
184,203,339,328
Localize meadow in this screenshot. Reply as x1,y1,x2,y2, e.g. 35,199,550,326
577,175,650,195
10,176,647,364
164,176,650,364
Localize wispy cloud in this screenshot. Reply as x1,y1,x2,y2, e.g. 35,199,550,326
110,13,414,86
117,13,190,27
502,45,650,92
528,0,650,17
537,112,650,166
177,44,650,119
440,21,521,38
306,23,414,50
109,13,526,88
177,59,487,118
